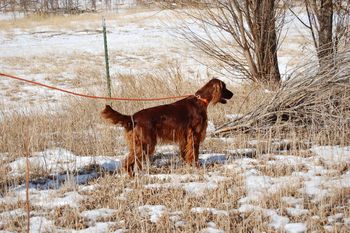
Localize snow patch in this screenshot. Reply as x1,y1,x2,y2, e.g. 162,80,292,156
225,114,243,120
227,148,256,156
243,173,299,203
182,182,218,195
145,173,227,196
281,196,304,207
9,148,122,177
200,227,225,233
286,208,309,217
36,191,84,208
72,222,116,233
138,205,166,223
327,213,344,223
238,205,290,230
30,216,55,233
0,208,25,219
311,146,350,166
265,209,290,229
207,121,215,133
148,174,200,183
191,207,229,217
344,217,350,226
81,208,116,221
117,188,133,201
200,153,227,166
284,223,306,233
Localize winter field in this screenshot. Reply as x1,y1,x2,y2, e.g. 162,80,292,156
0,5,349,233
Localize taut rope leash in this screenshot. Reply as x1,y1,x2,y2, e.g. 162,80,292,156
0,73,191,101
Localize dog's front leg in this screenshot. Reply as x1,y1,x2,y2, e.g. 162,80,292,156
184,129,200,167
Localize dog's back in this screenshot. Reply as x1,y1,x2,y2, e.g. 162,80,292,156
101,96,206,142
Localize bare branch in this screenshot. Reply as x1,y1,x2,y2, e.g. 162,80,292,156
305,1,320,51
214,48,350,136
288,7,312,29
176,0,284,88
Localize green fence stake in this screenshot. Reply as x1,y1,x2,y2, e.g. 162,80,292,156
103,17,112,99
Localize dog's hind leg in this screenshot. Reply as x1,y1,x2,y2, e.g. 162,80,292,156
124,152,136,177
124,128,156,176
137,128,156,172
135,142,155,173
124,130,141,177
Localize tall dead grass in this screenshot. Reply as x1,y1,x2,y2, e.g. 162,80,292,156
0,68,238,159
0,7,172,32
1,62,350,232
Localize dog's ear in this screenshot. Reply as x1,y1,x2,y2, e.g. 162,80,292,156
211,82,223,105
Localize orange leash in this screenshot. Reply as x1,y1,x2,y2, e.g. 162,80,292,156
0,73,192,101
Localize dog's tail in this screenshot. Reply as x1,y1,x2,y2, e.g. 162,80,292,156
101,105,133,130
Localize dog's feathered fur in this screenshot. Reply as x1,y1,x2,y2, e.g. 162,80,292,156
101,78,233,176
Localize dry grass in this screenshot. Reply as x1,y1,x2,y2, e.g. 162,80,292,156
0,11,114,30
76,168,248,232
1,63,350,232
52,205,88,230
0,71,245,231
0,63,236,157
0,7,176,33
305,188,350,233
256,162,307,177
0,200,34,233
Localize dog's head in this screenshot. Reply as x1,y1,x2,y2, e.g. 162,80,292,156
195,78,233,105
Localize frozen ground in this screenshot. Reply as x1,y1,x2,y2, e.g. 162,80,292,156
1,6,347,233
1,144,349,232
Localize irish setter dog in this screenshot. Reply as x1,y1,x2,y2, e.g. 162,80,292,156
101,78,233,176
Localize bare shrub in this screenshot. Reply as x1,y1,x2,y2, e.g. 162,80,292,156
215,48,350,144
291,1,350,69
177,0,287,89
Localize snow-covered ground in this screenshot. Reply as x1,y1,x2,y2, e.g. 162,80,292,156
0,7,313,112
1,144,349,232
0,9,210,112
1,6,348,233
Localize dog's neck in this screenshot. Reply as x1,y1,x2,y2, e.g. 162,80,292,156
195,95,209,106
195,80,221,105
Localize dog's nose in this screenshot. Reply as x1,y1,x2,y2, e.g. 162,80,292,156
226,90,234,99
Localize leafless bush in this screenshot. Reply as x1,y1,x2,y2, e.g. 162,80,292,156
177,0,287,89
290,1,350,69
214,48,350,140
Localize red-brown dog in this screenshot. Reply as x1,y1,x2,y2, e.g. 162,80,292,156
101,78,233,176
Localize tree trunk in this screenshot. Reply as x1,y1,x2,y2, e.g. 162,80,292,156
253,0,281,88
318,0,333,69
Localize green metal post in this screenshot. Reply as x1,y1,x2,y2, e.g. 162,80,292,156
103,17,112,98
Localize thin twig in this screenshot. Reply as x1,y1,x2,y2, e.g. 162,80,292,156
24,129,31,233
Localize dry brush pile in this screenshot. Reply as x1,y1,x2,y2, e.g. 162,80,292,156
215,49,350,141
